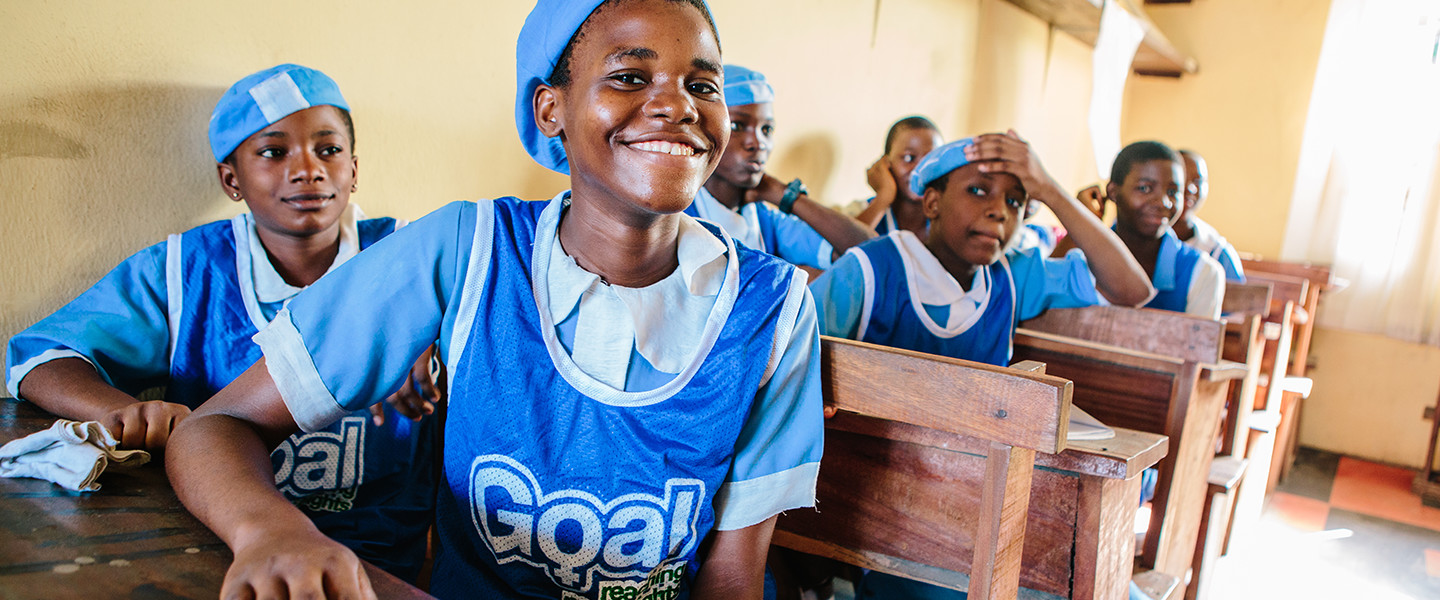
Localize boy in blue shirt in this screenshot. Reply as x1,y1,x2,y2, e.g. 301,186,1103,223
166,2,824,599
1173,149,1246,282
690,65,873,273
811,132,1154,365
1109,141,1226,319
4,64,439,582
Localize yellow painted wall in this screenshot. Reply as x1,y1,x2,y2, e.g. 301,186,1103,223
1121,0,1332,260
1301,329,1440,469
1,0,1102,351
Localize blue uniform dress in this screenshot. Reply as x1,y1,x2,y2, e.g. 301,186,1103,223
810,230,1103,365
254,194,824,599
1135,229,1226,320
1182,217,1245,283
4,209,438,582
686,186,833,269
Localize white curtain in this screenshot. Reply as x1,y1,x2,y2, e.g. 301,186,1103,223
1281,0,1440,345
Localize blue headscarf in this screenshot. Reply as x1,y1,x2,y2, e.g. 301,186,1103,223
515,0,716,174
909,137,976,198
208,64,349,163
722,65,773,107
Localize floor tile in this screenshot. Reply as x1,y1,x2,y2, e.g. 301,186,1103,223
1278,446,1342,501
1322,508,1440,599
1330,457,1440,532
1265,491,1330,532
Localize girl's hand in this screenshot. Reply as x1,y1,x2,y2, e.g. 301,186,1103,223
223,528,375,600
372,346,442,425
866,156,897,201
743,173,786,206
1076,184,1107,220
102,401,191,451
963,130,1064,204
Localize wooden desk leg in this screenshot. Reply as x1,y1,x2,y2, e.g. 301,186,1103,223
970,443,1036,600
1073,473,1143,600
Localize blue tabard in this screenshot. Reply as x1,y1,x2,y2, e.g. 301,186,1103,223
431,198,795,599
166,217,436,582
1143,231,1206,314
853,235,1016,366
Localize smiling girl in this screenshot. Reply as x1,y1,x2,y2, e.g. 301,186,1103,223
5,64,440,583
166,2,823,599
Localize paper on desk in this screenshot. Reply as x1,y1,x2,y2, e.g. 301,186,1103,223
0,419,150,492
1068,405,1116,441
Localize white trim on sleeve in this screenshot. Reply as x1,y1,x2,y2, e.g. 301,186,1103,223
443,200,495,393
253,309,346,432
165,233,184,368
760,267,810,388
855,249,877,341
712,461,821,531
7,349,93,398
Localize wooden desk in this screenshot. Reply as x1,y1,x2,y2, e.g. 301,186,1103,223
0,399,431,600
1013,307,1241,584
774,339,1169,599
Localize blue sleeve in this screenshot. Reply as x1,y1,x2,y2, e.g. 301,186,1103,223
1009,247,1102,323
6,242,171,398
254,201,478,431
806,250,868,339
713,270,824,530
760,204,834,269
1215,244,1246,283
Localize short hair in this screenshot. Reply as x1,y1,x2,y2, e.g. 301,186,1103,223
884,116,940,155
1110,140,1181,185
223,106,355,165
549,0,720,89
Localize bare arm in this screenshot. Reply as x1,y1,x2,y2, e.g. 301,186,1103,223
18,358,190,450
968,131,1154,306
691,515,777,600
166,359,375,600
852,157,897,230
748,174,876,257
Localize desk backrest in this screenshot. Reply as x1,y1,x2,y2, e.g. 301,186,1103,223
822,336,1073,454
1019,305,1224,365
1243,272,1307,323
1223,283,1273,319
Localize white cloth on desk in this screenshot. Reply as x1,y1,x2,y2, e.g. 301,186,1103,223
0,420,150,492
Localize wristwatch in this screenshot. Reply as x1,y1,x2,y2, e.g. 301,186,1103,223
778,178,807,214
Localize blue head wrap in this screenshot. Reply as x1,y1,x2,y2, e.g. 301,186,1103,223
515,0,717,174
208,64,349,163
722,64,774,107
909,137,976,198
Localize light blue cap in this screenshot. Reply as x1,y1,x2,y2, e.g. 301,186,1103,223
909,137,976,197
722,64,773,107
514,0,610,175
207,64,349,163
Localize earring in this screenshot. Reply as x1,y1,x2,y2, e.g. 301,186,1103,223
351,184,358,193
549,117,557,122
230,193,241,199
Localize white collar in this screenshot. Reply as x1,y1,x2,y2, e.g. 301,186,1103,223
692,186,764,251
890,230,993,334
246,203,364,305
544,192,730,386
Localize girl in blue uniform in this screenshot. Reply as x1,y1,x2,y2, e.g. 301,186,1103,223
166,2,824,599
857,116,944,238
4,64,439,582
1108,141,1226,319
811,132,1154,366
1173,149,1245,282
689,65,874,273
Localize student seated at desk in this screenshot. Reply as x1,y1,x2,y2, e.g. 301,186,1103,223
810,132,1152,365
855,116,944,238
3,64,439,583
688,64,873,274
1173,149,1245,282
1107,141,1227,319
810,134,1153,598
167,1,824,597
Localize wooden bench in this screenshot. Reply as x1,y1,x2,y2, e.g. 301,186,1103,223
773,337,1169,599
1011,306,1243,588
0,399,433,599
